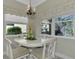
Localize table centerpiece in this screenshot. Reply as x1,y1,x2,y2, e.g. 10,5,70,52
26,25,36,40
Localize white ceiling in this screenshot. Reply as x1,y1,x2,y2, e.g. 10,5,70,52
16,0,46,7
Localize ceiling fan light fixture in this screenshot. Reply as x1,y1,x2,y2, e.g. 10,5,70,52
26,0,36,15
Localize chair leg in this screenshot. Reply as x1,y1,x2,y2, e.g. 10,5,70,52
42,44,46,59
52,39,57,58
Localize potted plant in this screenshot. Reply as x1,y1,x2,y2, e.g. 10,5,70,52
26,25,36,40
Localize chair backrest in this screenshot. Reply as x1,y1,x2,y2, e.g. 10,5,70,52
3,39,13,59
42,37,57,59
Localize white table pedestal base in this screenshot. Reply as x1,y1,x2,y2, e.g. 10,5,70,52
25,48,38,59
16,49,38,59
26,54,38,59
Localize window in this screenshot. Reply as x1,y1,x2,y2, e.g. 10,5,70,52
6,24,27,34
55,15,74,37
41,19,52,35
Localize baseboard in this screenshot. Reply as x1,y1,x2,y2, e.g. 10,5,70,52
55,52,73,59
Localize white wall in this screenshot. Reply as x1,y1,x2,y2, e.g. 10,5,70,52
56,38,75,58
5,14,28,24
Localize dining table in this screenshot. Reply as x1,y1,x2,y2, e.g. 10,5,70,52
14,37,57,59
14,38,46,59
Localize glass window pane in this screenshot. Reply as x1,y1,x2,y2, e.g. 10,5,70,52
14,24,27,33
6,24,27,34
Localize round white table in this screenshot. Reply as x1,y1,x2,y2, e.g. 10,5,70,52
14,38,44,59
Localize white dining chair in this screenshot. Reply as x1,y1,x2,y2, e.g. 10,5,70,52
3,38,27,59
3,39,13,59
42,38,57,59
